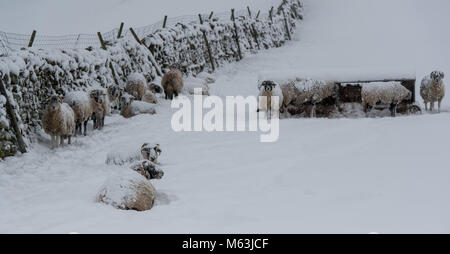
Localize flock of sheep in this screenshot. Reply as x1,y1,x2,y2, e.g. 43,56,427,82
257,70,446,117
41,66,184,149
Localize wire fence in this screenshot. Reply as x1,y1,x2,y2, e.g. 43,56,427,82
0,7,264,56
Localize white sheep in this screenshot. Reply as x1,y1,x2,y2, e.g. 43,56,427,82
142,91,158,104
257,80,283,118
361,82,411,117
64,91,93,136
126,73,147,101
42,95,75,148
120,94,156,119
420,71,445,112
105,143,161,166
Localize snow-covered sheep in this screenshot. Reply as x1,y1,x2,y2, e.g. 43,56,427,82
420,71,445,112
279,78,337,117
257,80,283,118
130,160,164,180
162,68,183,100
63,91,93,136
120,94,156,119
142,92,158,104
141,143,161,163
148,83,164,94
89,89,109,130
361,82,412,117
42,95,75,148
97,171,156,211
107,85,123,111
126,73,147,101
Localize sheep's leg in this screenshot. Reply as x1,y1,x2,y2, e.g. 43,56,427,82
430,101,435,112
424,102,428,112
55,136,60,148
438,99,442,113
83,120,88,136
60,136,64,147
174,91,179,98
389,103,397,117
50,135,55,149
68,136,71,145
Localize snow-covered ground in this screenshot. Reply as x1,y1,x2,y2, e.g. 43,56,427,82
1,0,450,233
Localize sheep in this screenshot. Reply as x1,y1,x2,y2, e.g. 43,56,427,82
141,143,161,164
97,172,156,211
120,94,156,119
142,92,158,104
107,85,123,111
420,71,445,112
279,78,337,117
130,160,164,180
42,95,75,148
63,91,93,136
126,73,147,101
257,80,283,118
361,82,412,117
148,83,164,94
162,67,183,100
89,89,109,130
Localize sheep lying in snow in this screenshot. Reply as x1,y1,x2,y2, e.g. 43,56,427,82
361,82,411,117
97,171,156,211
130,160,164,180
420,71,445,112
162,67,183,100
142,92,158,104
257,80,283,118
126,73,147,101
141,143,162,163
42,95,75,148
64,91,93,136
90,89,110,130
120,94,156,119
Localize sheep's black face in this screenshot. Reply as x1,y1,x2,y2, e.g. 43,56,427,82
170,63,181,71
90,90,104,104
141,143,161,162
108,86,122,99
149,168,164,179
431,71,445,83
140,160,164,179
149,83,163,94
47,96,61,111
261,80,276,91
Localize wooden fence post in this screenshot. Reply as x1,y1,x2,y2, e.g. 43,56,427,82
108,62,120,85
28,30,36,47
247,6,252,18
163,16,168,28
208,11,214,20
281,9,291,40
198,14,215,72
97,32,107,50
117,22,124,38
129,27,163,76
0,79,27,154
256,10,261,20
269,7,274,23
231,9,243,60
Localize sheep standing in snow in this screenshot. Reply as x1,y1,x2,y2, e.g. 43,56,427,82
90,90,109,130
257,80,283,118
64,91,93,136
120,94,156,119
162,67,183,100
361,82,412,117
42,95,75,148
107,85,123,111
420,71,445,112
126,73,147,101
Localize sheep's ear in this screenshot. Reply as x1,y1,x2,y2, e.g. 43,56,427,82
441,72,445,79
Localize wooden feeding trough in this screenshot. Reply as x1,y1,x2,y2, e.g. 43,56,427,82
335,79,419,116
